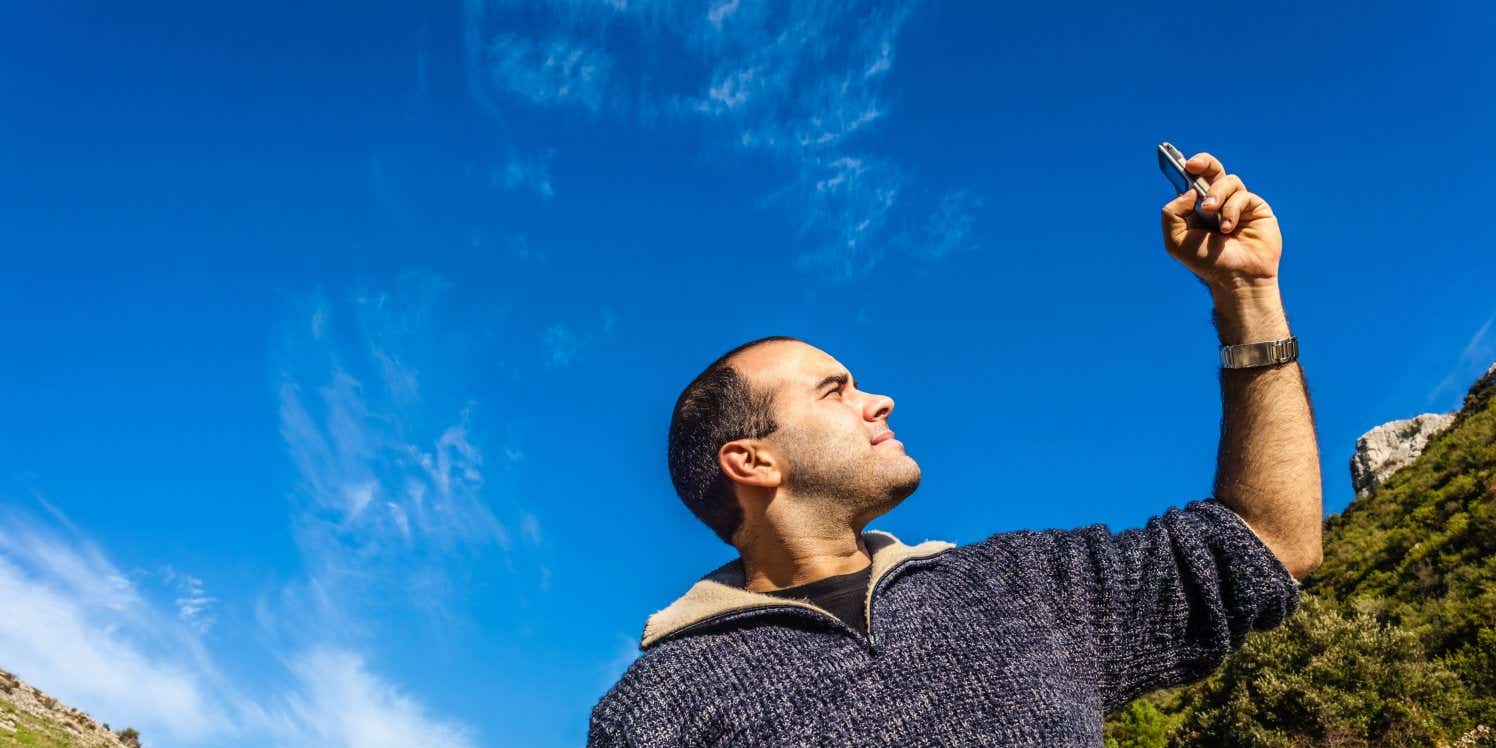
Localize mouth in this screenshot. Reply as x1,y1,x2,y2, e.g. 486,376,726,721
871,430,896,445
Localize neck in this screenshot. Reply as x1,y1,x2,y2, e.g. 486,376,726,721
737,522,872,593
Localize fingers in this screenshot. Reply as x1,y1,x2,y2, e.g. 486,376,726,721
1226,191,1274,228
1164,179,1266,236
1200,172,1245,216
1218,191,1249,232
1186,152,1225,181
1218,189,1252,232
1167,149,1278,238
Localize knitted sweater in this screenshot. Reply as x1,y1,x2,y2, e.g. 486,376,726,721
589,498,1301,746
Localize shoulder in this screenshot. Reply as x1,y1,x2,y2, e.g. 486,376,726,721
943,522,1110,569
590,640,740,745
588,652,659,743
590,638,716,720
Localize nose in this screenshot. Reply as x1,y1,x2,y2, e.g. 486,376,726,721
864,392,894,422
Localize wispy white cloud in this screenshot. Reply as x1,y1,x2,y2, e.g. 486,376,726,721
0,513,229,743
1427,311,1496,407
698,66,761,115
497,149,557,198
277,290,515,615
162,566,218,634
542,323,585,368
541,306,620,369
483,33,612,113
521,512,543,546
274,649,476,748
1,273,553,746
770,155,902,282
507,233,547,261
912,189,985,261
676,2,919,279
263,281,550,744
462,0,973,282
1,504,480,748
472,0,969,281
707,0,740,29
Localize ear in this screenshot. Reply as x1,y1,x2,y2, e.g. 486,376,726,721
719,438,782,491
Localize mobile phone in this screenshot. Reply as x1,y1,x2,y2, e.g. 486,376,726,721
1157,142,1220,231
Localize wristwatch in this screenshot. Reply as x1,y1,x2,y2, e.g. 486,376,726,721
1219,336,1298,369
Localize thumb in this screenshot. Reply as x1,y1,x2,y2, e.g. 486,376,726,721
1161,188,1200,244
1162,188,1198,222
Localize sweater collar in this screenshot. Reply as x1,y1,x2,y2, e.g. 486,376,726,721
641,529,955,649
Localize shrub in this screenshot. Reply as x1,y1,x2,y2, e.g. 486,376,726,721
1174,596,1472,746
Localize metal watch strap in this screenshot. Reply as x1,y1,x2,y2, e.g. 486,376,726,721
1219,336,1298,369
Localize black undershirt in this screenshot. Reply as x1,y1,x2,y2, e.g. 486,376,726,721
761,563,873,635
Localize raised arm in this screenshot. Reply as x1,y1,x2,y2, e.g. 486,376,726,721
1210,284,1323,579
1162,151,1323,581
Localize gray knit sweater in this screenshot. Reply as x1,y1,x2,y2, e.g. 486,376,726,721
589,499,1301,746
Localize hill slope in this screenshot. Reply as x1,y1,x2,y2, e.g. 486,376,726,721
1106,362,1496,747
0,669,138,748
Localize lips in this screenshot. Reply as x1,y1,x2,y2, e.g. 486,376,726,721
871,430,895,445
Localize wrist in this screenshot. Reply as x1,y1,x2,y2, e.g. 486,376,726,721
1211,281,1290,345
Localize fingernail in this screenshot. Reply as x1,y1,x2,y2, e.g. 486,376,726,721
1202,196,1217,208
1220,219,1232,230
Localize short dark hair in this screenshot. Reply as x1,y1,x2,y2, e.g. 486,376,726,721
668,336,802,546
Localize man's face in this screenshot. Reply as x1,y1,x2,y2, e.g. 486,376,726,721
730,340,921,524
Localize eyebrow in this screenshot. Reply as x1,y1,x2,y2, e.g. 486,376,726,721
814,372,858,393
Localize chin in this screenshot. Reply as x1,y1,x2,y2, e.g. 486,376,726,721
887,466,921,503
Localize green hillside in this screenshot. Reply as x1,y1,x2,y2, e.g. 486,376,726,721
1106,364,1496,747
0,669,138,748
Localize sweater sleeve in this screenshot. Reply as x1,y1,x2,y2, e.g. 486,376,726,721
587,710,637,748
985,498,1301,712
589,680,643,748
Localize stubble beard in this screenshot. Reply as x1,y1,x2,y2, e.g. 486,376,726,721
776,426,921,527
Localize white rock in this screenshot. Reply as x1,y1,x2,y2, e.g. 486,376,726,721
1349,412,1457,498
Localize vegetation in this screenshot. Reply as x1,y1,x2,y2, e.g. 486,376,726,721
0,668,135,748
1106,366,1496,747
2,698,87,748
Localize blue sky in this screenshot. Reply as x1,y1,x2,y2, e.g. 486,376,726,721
2,1,1493,745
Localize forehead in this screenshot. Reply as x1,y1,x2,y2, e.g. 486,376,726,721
731,340,846,394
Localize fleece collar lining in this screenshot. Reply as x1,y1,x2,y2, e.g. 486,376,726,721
641,530,956,649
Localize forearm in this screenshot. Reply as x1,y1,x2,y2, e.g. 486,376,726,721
1210,282,1324,579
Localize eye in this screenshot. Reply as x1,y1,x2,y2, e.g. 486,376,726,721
826,385,844,398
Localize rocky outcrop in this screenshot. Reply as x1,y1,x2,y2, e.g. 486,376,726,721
1349,361,1496,498
0,668,136,747
1350,412,1457,498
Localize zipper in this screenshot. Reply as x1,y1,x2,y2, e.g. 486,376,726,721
864,550,952,649
656,549,953,653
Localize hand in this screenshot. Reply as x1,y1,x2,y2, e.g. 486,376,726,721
1161,152,1283,292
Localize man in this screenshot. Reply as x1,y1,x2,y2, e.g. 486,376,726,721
588,151,1323,745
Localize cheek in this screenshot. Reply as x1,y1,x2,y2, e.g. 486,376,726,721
837,414,872,448
797,406,866,447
